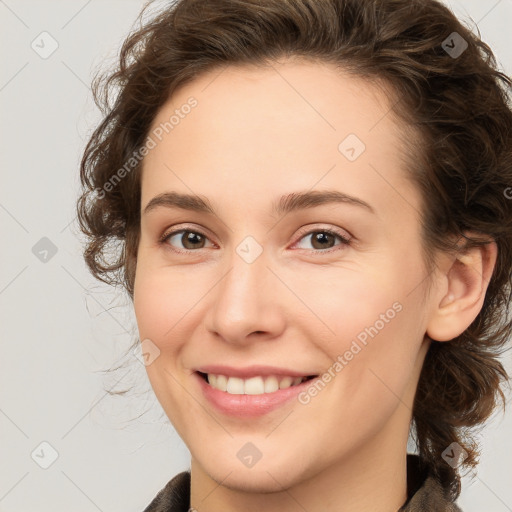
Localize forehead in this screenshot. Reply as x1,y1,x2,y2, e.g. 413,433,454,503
141,59,422,222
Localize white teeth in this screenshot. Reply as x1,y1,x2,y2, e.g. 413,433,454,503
264,376,279,393
215,374,228,392
226,377,244,394
244,376,265,395
206,373,308,395
279,376,293,389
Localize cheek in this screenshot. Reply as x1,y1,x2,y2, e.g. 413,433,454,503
304,250,427,392
306,301,425,450
133,259,214,346
132,263,197,427
331,288,426,415
133,272,165,340
287,261,407,345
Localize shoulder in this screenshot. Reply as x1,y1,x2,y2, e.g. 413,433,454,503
142,471,191,512
401,475,463,512
401,454,463,512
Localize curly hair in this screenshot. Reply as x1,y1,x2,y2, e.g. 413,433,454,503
77,0,512,499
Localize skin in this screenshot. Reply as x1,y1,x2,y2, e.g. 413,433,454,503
133,58,497,512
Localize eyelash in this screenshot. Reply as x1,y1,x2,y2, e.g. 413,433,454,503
158,225,352,256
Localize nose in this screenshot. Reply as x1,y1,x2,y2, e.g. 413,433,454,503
204,244,286,345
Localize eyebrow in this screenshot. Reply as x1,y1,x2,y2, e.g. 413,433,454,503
143,190,376,217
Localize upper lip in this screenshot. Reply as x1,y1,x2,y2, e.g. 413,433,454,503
195,365,318,379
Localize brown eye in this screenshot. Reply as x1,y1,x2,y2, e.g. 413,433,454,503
162,229,214,252
181,231,206,249
294,228,351,253
310,232,337,250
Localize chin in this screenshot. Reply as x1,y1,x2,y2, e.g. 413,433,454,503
213,468,298,494
200,453,313,494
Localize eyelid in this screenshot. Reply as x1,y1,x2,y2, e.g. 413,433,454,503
289,225,352,255
158,224,217,251
292,224,352,245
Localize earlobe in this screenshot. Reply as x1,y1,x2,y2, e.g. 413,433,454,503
426,239,497,342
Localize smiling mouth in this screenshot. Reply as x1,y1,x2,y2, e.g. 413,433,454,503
197,371,318,395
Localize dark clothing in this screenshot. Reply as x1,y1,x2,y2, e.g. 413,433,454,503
143,454,462,511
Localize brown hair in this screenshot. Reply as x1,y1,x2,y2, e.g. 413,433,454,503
77,0,512,498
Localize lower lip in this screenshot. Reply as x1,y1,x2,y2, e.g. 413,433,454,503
194,372,317,418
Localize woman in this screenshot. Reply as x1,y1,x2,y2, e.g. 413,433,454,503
77,0,512,510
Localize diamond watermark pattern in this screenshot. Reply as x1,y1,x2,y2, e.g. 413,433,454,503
442,32,468,59
236,442,263,468
32,237,58,263
31,441,59,469
441,442,468,468
134,338,161,366
31,31,59,59
236,236,263,264
338,134,366,162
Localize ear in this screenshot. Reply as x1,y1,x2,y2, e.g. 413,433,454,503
426,237,497,342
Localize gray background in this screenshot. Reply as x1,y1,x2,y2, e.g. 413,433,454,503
0,1,511,510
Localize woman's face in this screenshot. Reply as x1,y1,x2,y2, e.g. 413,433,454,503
133,59,439,491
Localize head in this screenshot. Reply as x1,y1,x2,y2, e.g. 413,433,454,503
77,0,512,499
